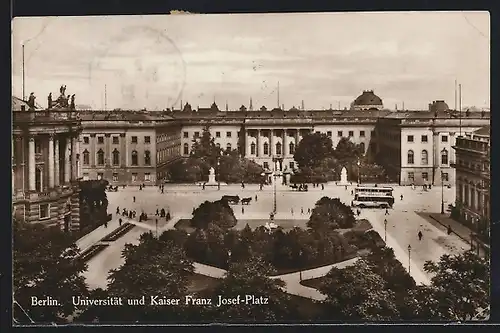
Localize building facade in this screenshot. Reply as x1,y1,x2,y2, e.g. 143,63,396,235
12,98,82,232
452,126,490,237
376,111,489,185
79,111,181,185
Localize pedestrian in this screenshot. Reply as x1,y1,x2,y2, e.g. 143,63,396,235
119,218,122,226
116,207,120,214
104,220,108,228
255,195,258,202
202,183,205,190
351,190,354,195
357,209,361,216
301,207,304,215
241,206,245,214
400,194,403,201
345,185,348,190
291,208,294,215
447,225,452,235
307,208,311,214
133,196,136,203
418,231,423,241
161,188,164,194
156,209,159,216
241,182,245,189
385,208,389,215
321,184,324,190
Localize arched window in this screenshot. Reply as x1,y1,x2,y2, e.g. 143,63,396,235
263,142,269,155
289,142,295,155
276,142,282,155
144,150,151,166
131,150,138,166
83,149,90,165
407,150,414,164
183,143,189,155
226,143,232,151
112,149,120,165
250,142,256,155
421,150,428,165
97,149,105,165
441,149,448,165
359,142,365,154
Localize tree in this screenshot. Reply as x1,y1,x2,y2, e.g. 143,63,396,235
191,200,237,229
207,256,299,321
334,137,363,162
307,197,356,230
190,125,222,167
79,232,195,322
320,259,400,320
293,132,335,169
79,179,109,233
13,219,90,323
168,157,208,183
406,251,490,321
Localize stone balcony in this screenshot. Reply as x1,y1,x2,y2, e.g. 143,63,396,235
13,109,81,125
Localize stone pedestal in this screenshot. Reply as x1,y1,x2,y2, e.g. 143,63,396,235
338,167,349,186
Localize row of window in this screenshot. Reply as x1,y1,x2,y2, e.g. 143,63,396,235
157,133,179,143
407,134,448,143
407,172,449,183
82,149,151,166
261,161,295,170
183,130,373,139
82,136,151,145
84,172,153,182
457,159,490,173
157,147,178,163
407,149,448,165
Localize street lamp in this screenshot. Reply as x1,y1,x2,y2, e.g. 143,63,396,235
155,218,158,238
217,154,221,191
357,159,361,185
227,250,232,267
440,171,445,214
299,249,303,281
384,219,388,243
407,245,411,274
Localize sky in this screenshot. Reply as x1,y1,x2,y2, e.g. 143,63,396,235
11,12,490,111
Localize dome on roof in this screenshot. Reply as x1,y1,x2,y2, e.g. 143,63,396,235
353,90,383,106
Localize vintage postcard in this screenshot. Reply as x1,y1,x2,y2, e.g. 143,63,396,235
11,11,490,324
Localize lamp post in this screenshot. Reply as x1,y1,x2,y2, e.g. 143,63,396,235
440,171,445,214
155,218,158,238
299,249,303,281
384,219,388,243
272,169,278,214
407,245,411,274
357,159,361,185
217,154,221,191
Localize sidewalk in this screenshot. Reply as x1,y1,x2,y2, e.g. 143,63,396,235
75,217,123,253
427,213,488,258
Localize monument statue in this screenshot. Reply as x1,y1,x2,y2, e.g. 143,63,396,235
48,93,52,109
27,93,36,110
60,85,66,96
70,94,75,110
206,167,217,185
338,167,349,186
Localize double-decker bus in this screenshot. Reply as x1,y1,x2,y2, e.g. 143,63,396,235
351,186,395,208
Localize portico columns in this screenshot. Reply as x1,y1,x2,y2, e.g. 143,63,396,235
295,129,300,146
48,134,55,188
28,137,36,191
270,129,274,156
283,129,288,156
64,136,71,183
245,130,250,157
54,137,60,186
256,129,260,157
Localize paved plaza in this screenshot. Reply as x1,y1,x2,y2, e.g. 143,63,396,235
83,182,469,296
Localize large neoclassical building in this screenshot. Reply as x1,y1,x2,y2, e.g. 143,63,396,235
12,96,82,231
74,90,490,187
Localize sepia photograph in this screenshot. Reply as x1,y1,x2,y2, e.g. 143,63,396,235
11,11,490,324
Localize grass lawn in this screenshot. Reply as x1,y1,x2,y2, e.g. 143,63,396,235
270,252,358,276
235,219,309,231
174,219,196,234
186,273,221,293
300,276,326,291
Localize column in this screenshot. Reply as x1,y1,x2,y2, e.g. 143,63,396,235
270,129,274,156
283,129,288,156
432,131,439,185
76,137,81,178
64,137,71,183
54,137,60,186
48,134,55,188
245,130,250,157
295,129,300,146
90,134,96,166
29,137,36,191
120,133,126,166
256,129,260,157
105,133,111,167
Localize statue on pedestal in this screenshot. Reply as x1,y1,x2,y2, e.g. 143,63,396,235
48,93,53,109
70,94,75,110
338,166,349,186
27,93,36,110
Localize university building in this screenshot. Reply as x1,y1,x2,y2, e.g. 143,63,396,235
74,90,489,186
12,97,82,231
452,126,490,238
